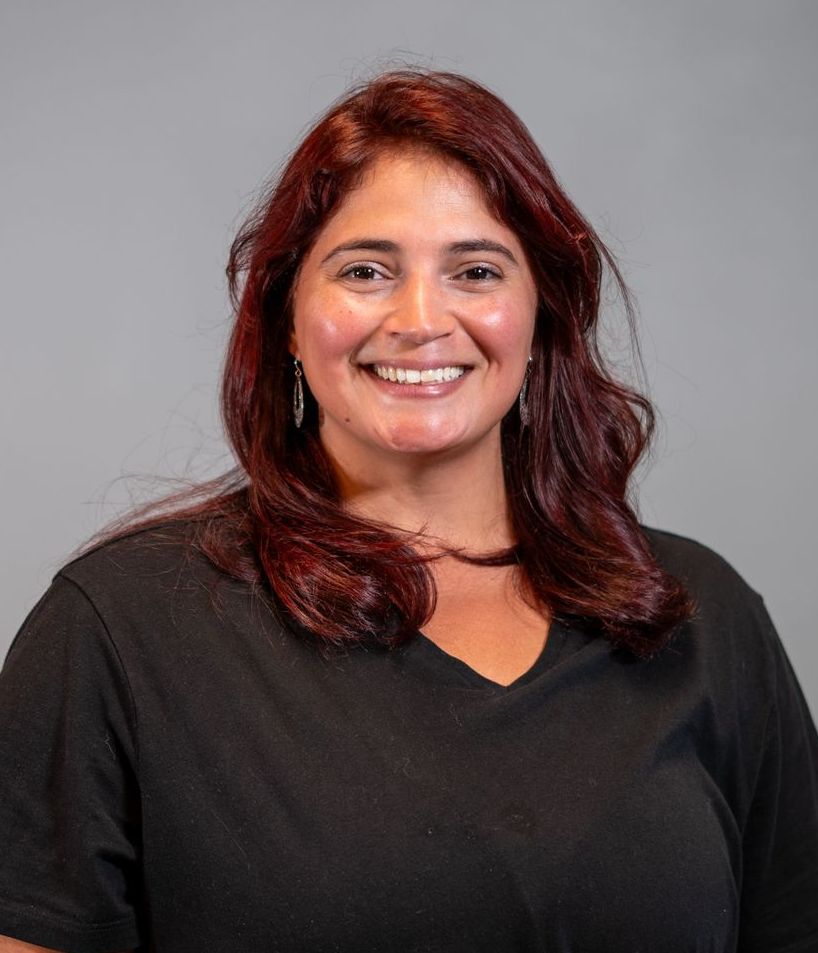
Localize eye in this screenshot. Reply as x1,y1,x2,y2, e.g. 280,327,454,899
338,264,388,281
456,265,502,282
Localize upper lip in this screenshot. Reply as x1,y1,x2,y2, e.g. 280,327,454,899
363,360,471,370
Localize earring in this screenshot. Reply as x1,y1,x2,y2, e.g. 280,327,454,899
293,357,304,429
519,355,533,429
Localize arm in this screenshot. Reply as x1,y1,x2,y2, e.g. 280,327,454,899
0,937,131,953
0,939,132,953
0,940,61,953
737,602,818,950
0,936,58,953
0,577,143,952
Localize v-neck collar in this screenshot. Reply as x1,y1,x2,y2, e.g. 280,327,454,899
401,617,595,695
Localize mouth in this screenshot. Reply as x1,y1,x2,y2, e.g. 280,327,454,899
368,364,468,385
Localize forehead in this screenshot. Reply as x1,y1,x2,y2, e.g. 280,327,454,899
311,150,514,247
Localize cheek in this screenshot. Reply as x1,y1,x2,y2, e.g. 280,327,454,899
471,297,536,361
295,298,365,364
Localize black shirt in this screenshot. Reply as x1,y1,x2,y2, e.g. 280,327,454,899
0,525,816,952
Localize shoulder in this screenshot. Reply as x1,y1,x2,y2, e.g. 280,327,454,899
62,519,201,573
59,520,223,591
640,524,772,632
54,520,255,633
640,525,783,698
38,520,295,687
641,524,762,606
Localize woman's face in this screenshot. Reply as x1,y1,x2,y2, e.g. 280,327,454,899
290,150,538,474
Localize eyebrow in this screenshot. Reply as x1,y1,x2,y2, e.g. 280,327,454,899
320,239,398,265
320,238,519,266
448,240,518,265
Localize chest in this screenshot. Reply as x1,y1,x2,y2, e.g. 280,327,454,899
420,562,551,686
130,624,744,952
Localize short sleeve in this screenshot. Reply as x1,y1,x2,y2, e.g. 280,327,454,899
738,599,818,952
0,574,144,952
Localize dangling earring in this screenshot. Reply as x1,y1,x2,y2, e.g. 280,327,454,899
293,357,304,429
519,355,533,429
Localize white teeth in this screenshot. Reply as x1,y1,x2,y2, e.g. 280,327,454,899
371,365,466,385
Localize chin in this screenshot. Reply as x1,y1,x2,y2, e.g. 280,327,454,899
379,425,478,457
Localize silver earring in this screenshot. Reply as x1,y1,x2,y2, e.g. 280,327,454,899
519,355,533,429
293,358,304,429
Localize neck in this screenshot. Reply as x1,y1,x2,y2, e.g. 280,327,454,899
326,436,513,555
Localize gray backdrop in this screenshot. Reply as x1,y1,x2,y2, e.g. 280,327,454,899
2,1,816,712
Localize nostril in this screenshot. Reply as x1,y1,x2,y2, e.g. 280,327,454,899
384,308,456,341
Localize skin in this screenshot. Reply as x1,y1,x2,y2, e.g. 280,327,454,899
291,149,551,685
0,941,128,952
0,942,57,952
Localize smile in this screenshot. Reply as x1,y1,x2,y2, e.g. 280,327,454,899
370,364,467,384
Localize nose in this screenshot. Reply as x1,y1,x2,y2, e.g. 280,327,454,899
381,271,455,343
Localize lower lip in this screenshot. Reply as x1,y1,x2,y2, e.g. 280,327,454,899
363,367,470,397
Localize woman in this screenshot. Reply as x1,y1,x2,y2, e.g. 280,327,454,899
1,70,816,952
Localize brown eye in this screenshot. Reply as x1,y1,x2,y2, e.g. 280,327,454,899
340,265,383,281
459,265,501,281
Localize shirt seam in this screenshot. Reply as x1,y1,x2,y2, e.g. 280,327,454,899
54,571,142,775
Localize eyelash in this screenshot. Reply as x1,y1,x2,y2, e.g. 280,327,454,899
337,264,502,282
460,265,501,281
339,264,385,281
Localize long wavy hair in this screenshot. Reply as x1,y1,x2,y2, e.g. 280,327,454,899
96,69,693,657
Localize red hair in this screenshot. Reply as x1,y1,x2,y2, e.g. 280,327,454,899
99,70,693,656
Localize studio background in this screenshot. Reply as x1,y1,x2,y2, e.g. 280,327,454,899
2,1,816,712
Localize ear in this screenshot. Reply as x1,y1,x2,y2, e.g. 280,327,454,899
288,331,300,361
